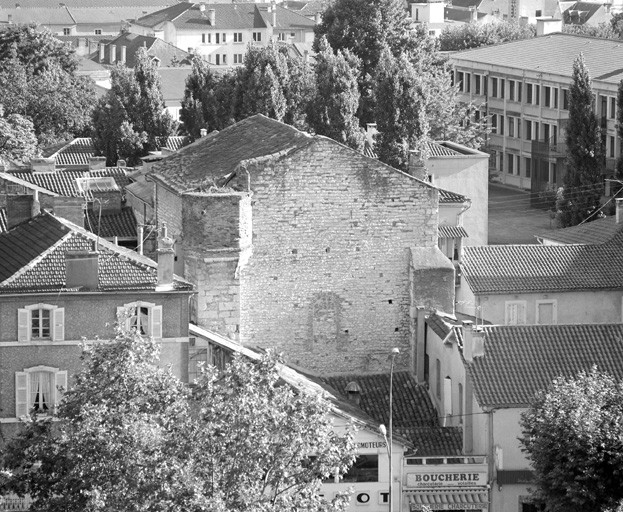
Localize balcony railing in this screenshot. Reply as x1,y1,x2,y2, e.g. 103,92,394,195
531,137,567,158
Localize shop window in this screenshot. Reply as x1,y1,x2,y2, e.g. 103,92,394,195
342,455,378,482
18,304,65,342
505,301,527,325
15,366,67,417
117,301,163,338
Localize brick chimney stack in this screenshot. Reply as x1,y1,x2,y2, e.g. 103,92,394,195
157,224,175,288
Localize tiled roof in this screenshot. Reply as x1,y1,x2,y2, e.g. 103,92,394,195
159,135,190,151
425,141,463,158
438,225,468,238
151,114,313,193
125,178,154,206
444,7,487,22
67,6,165,23
324,372,463,456
135,2,314,30
461,241,623,294
0,207,6,234
439,188,467,204
0,211,192,294
5,168,130,197
97,33,191,68
157,67,194,101
465,324,623,408
539,216,623,245
48,138,95,168
0,0,171,7
451,34,623,85
449,0,481,8
85,207,137,239
0,7,76,25
564,1,603,24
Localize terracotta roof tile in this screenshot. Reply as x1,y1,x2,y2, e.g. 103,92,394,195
439,188,467,204
438,225,468,238
85,207,137,239
466,324,623,408
0,211,192,294
0,207,6,234
461,242,623,294
539,216,623,245
425,141,463,158
324,372,463,456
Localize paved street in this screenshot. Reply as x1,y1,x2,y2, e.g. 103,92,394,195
488,183,557,245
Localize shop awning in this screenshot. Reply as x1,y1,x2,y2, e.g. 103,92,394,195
407,489,488,509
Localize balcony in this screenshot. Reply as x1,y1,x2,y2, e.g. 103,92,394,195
532,136,567,158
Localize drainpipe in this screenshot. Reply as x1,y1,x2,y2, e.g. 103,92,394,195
487,407,495,512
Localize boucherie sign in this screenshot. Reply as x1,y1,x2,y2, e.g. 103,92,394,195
406,471,487,488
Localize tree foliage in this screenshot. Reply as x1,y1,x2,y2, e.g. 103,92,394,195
439,21,535,52
0,25,95,146
519,367,623,512
3,324,356,512
93,47,175,166
0,105,39,164
562,22,619,39
559,54,605,227
307,37,365,150
179,56,222,139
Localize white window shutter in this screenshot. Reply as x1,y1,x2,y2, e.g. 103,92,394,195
518,303,526,325
151,305,163,339
54,371,68,413
52,307,65,341
17,308,30,342
15,372,29,417
117,306,131,331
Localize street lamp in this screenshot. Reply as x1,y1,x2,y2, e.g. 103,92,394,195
379,347,400,512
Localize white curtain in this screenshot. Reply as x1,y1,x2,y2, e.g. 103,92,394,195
30,372,51,412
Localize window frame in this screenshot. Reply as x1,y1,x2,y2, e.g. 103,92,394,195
535,300,557,325
117,301,163,338
253,31,262,42
18,304,65,342
505,300,527,325
15,365,67,418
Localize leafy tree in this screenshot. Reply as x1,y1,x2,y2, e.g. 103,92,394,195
307,37,365,150
439,21,535,52
4,325,356,512
92,47,175,166
179,56,221,139
562,22,619,39
0,27,95,146
519,367,623,512
611,12,623,37
314,0,413,123
559,54,605,227
0,105,39,164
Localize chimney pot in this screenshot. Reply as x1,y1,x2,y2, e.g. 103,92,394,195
345,381,362,406
616,198,623,224
462,320,473,362
157,224,175,287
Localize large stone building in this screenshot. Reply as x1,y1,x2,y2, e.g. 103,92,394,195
148,114,456,375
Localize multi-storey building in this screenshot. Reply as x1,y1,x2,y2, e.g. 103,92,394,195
450,29,623,194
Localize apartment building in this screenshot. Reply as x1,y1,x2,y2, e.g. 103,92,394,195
450,29,623,194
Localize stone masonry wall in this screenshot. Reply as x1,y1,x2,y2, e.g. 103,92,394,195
238,138,439,375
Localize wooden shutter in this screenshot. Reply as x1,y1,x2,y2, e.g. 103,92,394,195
15,372,29,417
54,371,68,413
517,302,526,325
117,306,132,332
151,305,163,339
17,308,30,342
52,308,65,341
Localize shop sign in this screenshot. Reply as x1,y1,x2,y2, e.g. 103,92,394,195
410,504,486,510
356,441,387,449
406,472,487,488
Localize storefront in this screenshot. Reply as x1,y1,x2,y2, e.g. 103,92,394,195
403,456,489,512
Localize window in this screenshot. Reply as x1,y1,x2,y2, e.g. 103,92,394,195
525,120,532,140
117,302,163,338
508,116,515,137
475,75,481,95
554,87,559,108
563,88,570,110
544,86,551,107
465,72,471,93
202,33,206,43
498,115,504,135
525,157,532,178
341,455,378,482
63,27,71,35
436,358,441,399
233,32,243,42
509,80,515,101
505,301,527,325
611,136,616,158
536,300,557,324
491,77,498,98
222,33,226,43
507,153,515,175
15,366,67,417
234,53,243,64
610,96,617,119
18,304,65,342
215,54,220,65
457,71,464,92
526,83,540,105
491,114,497,133
551,162,557,184
535,9,542,15
215,33,220,44
94,29,102,35
526,83,532,104
500,78,505,99
253,31,262,42
222,54,227,64
278,32,286,41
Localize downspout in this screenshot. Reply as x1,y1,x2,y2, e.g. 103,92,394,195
487,407,495,512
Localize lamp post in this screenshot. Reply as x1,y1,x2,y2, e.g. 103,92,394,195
379,347,400,512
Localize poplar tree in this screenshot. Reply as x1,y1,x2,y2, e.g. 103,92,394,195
307,37,365,151
559,54,605,227
179,56,221,140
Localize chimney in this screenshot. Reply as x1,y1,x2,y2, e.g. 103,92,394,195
7,14,12,23
200,128,208,137
99,43,105,62
65,251,99,290
616,198,623,224
30,157,56,172
157,224,175,287
271,1,277,27
462,320,473,362
109,43,116,64
88,156,107,170
120,45,127,64
473,326,485,358
408,150,428,181
208,8,215,25
53,196,85,228
117,159,127,168
345,381,362,406
31,190,40,218
6,194,36,230
469,5,477,22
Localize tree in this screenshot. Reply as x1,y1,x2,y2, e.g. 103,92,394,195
519,367,623,512
3,324,356,512
559,54,605,227
439,21,535,52
92,47,175,166
0,105,39,164
179,56,222,139
562,22,619,39
0,26,96,146
314,0,414,123
307,37,365,151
